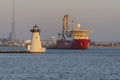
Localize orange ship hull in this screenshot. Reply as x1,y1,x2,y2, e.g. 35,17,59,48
71,39,91,49
48,39,91,49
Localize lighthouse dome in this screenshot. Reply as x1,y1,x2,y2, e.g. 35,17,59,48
30,24,40,32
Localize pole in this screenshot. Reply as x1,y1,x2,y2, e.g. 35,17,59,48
11,0,16,42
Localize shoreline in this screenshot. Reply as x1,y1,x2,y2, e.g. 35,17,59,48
89,46,120,48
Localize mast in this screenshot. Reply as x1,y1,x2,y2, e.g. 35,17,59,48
62,15,69,40
62,16,65,41
11,0,16,42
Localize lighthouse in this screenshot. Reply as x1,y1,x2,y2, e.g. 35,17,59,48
30,24,46,53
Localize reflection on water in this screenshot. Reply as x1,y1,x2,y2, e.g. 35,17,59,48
0,48,120,80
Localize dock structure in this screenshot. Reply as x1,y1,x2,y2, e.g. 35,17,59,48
0,51,30,53
0,50,45,53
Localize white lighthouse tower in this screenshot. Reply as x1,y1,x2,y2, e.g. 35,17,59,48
30,24,46,53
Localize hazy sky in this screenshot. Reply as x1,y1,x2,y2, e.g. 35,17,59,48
0,0,120,41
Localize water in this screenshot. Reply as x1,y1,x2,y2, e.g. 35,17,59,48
0,48,120,80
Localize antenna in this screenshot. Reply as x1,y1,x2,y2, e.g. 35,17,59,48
11,0,16,42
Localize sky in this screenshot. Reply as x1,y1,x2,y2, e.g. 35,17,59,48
0,0,120,41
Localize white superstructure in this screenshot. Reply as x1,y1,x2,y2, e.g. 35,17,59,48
30,24,46,53
73,24,92,39
25,40,31,51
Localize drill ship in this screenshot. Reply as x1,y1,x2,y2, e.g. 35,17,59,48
48,15,92,49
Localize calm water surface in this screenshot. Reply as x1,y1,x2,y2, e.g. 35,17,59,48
0,48,120,80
